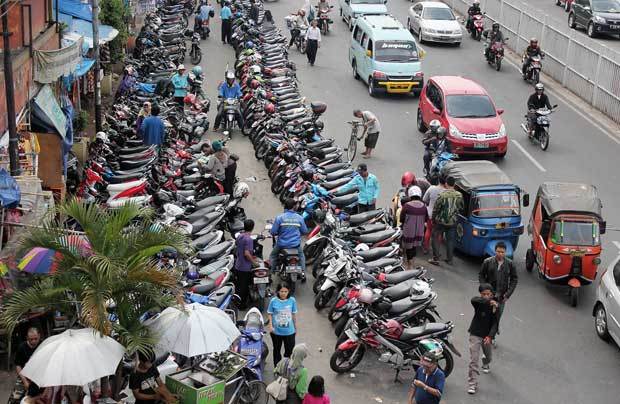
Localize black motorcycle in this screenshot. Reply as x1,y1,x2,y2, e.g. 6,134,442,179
189,31,202,64
520,105,557,151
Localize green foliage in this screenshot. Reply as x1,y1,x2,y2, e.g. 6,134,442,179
100,0,130,62
73,110,90,133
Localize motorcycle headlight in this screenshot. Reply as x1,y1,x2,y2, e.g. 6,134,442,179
594,15,606,23
498,124,506,137
449,124,463,138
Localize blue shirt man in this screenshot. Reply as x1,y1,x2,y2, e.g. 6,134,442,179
408,356,445,404
139,104,165,146
269,198,308,275
218,81,242,99
199,4,212,21
338,163,380,210
171,67,189,98
220,5,232,19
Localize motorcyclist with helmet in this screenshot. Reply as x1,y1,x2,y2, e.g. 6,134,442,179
269,198,309,281
195,0,214,37
422,120,451,176
526,83,552,135
466,0,482,32
390,171,430,226
522,38,544,77
288,9,309,48
484,22,504,61
214,70,244,131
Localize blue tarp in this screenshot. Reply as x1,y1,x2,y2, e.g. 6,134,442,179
54,0,93,22
75,58,95,77
66,17,119,49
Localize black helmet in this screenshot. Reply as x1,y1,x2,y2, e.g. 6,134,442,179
301,169,314,181
492,22,500,30
313,209,326,223
315,120,325,131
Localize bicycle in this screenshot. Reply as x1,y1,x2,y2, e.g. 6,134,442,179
226,369,269,403
345,120,366,162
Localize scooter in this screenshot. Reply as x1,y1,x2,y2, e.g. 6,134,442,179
522,54,543,84
469,14,484,40
234,308,269,381
520,105,557,151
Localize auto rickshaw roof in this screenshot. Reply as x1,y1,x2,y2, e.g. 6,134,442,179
441,161,513,192
537,182,602,217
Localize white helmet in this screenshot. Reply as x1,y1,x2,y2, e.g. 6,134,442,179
358,287,374,304
407,185,422,198
96,131,108,142
250,65,261,75
225,70,235,80
233,182,250,199
473,0,480,4
410,279,432,300
429,120,441,132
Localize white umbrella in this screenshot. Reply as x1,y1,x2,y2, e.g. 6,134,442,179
144,303,240,357
21,328,125,387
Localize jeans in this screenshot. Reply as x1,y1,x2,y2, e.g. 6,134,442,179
269,244,305,274
468,335,492,389
221,19,232,43
522,56,532,75
431,223,456,262
271,332,296,367
289,28,300,47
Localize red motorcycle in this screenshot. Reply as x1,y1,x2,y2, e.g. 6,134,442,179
469,14,485,40
315,5,334,35
486,39,506,71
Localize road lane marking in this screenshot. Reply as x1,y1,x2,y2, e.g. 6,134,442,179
510,140,547,172
503,59,620,145
613,241,620,250
513,316,524,323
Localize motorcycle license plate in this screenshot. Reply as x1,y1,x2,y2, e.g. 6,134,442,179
611,25,620,29
254,277,269,284
286,266,302,273
474,142,489,149
345,329,359,342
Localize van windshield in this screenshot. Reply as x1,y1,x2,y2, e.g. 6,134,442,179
352,0,385,4
551,220,600,246
375,40,419,62
471,192,520,218
592,0,620,12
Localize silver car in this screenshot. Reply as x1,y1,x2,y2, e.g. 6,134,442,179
407,1,462,45
593,255,620,346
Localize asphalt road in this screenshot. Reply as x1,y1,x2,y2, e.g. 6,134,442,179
194,1,620,403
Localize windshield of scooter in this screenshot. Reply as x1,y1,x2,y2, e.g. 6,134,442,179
374,41,419,62
471,191,520,218
550,219,600,246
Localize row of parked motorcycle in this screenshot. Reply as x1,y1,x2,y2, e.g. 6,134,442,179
228,3,461,380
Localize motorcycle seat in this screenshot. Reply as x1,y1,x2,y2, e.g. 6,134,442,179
356,246,394,262
384,269,423,284
399,323,449,341
313,152,341,165
120,156,155,170
207,284,235,308
281,248,300,256
183,172,202,183
332,186,357,197
196,194,230,209
357,229,397,244
198,240,235,260
361,257,400,270
381,279,419,300
325,168,352,182
322,177,352,190
176,190,196,197
190,210,222,226
348,223,387,235
105,172,143,184
331,193,359,207
107,179,147,193
198,255,234,276
190,277,218,295
119,145,151,155
112,166,150,176
186,205,218,222
126,139,144,147
190,230,222,250
387,295,421,315
348,209,384,226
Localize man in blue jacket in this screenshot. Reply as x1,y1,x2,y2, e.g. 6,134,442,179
139,104,165,146
214,70,244,131
269,198,309,279
334,163,380,213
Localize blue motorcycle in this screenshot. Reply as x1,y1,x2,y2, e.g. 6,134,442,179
234,308,269,381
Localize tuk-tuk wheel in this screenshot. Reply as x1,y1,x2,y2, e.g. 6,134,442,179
525,249,535,272
569,287,579,307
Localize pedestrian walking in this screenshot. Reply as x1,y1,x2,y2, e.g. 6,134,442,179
407,351,445,404
422,176,447,252
268,283,298,367
220,1,233,44
478,241,518,342
234,219,258,310
139,104,165,146
303,376,330,404
429,176,463,266
400,186,428,270
274,344,309,404
467,283,499,395
305,20,321,66
353,109,381,158
335,163,380,213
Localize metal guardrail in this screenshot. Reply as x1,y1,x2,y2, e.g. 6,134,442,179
445,0,620,124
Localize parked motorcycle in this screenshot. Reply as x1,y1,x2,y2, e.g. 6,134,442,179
189,31,202,64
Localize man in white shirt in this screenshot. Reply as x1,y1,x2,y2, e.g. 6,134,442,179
305,19,321,66
353,109,381,158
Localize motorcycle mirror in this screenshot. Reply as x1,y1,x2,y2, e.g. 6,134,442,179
522,193,530,207
552,104,558,109
497,108,505,115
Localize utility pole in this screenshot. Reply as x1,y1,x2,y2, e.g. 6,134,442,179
92,0,102,132
2,1,20,176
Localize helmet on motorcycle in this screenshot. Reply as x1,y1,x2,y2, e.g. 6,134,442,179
192,66,203,76
233,182,250,199
264,103,276,114
250,65,261,75
401,171,416,188
429,119,441,133
186,270,199,280
95,131,108,142
184,94,197,105
410,279,432,300
315,120,325,131
265,91,274,99
437,127,447,137
407,185,422,199
313,209,326,223
160,247,178,259
301,169,315,181
250,79,260,89
492,22,500,30
535,83,544,92
418,339,444,363
245,40,255,49
358,288,374,304
530,37,538,47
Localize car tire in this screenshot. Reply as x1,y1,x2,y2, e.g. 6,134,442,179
525,248,535,272
454,41,461,47
368,78,377,97
496,151,506,158
568,12,576,28
587,22,597,37
352,60,359,80
418,28,425,44
417,108,427,132
595,303,611,341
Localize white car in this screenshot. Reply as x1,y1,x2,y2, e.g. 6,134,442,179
407,1,462,45
594,255,620,346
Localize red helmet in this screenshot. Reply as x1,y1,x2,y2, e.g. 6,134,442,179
264,103,276,114
183,94,196,105
401,171,416,188
250,79,260,89
265,91,274,99
263,67,273,75
243,92,253,102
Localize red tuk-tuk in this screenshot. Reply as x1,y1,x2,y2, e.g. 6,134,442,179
525,182,605,307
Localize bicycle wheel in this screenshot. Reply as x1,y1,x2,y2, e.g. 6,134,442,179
347,135,357,162
237,380,268,403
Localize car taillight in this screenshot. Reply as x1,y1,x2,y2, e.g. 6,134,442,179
372,71,387,80
414,71,424,78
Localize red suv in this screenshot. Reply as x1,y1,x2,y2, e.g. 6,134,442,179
417,76,507,157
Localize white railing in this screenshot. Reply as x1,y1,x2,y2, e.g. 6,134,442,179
445,0,620,124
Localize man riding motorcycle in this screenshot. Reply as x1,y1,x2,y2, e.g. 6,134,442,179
522,38,544,77
526,83,552,135
195,0,213,37
484,23,504,61
288,9,309,48
422,120,450,175
214,70,243,130
269,198,308,281
466,0,482,32
316,0,331,30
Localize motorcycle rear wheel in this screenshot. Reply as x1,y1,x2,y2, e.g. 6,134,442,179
330,345,366,373
314,287,335,310
190,49,202,64
495,57,502,71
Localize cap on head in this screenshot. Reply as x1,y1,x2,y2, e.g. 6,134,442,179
356,163,368,173
212,140,223,152
178,64,186,71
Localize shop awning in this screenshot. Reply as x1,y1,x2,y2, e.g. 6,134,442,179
53,0,93,22
61,15,119,49
74,58,95,77
30,85,67,139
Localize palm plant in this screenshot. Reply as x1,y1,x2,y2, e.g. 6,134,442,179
1,198,190,354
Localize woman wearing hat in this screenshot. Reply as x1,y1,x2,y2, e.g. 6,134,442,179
171,65,189,106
